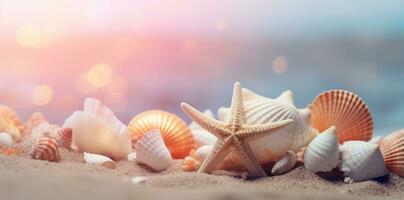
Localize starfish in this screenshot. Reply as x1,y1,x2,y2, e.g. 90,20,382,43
181,82,293,178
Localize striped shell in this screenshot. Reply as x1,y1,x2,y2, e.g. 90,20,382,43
379,129,404,177
0,106,24,142
128,110,195,159
309,90,373,143
50,127,73,149
23,112,48,137
31,136,60,162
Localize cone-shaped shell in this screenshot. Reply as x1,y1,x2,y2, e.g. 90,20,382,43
23,112,48,137
31,136,60,162
135,130,172,171
84,152,117,169
189,110,217,147
128,110,195,159
303,126,339,173
0,106,23,142
309,90,373,143
63,98,131,160
339,141,388,182
271,151,297,175
50,127,73,149
379,129,404,177
218,89,318,164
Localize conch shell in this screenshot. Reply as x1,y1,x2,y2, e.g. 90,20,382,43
379,129,404,177
31,136,60,162
0,105,24,142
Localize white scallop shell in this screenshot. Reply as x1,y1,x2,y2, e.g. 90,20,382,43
84,152,117,169
135,130,172,171
339,141,388,182
0,132,13,147
63,98,131,160
219,89,319,164
271,151,297,175
303,126,339,173
189,110,217,147
193,145,214,162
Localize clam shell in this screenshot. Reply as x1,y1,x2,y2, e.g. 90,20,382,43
0,132,13,147
128,110,195,159
63,98,131,160
50,127,73,149
84,152,117,169
219,89,318,164
303,126,339,173
379,129,404,177
0,105,24,142
135,130,172,171
23,112,48,137
271,151,297,175
339,141,388,182
189,110,217,147
309,90,373,143
31,136,60,162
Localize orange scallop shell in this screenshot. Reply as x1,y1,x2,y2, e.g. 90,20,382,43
0,105,24,142
31,136,60,162
128,110,195,159
379,129,404,177
309,90,373,143
23,112,48,137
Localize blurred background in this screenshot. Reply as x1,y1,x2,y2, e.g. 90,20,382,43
0,0,403,136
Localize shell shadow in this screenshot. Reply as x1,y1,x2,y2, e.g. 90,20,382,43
315,168,344,182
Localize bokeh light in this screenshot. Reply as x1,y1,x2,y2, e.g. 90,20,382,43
86,64,113,88
15,24,46,49
272,56,288,75
30,85,54,106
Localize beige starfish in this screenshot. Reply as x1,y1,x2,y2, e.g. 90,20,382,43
181,82,293,178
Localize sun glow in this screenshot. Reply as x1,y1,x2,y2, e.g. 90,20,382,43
30,84,54,106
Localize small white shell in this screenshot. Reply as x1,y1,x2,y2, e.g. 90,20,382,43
0,132,13,147
193,145,214,162
303,126,339,173
271,151,297,175
189,110,217,147
84,152,117,169
31,122,51,139
135,130,172,171
127,152,137,162
131,176,148,184
339,141,388,182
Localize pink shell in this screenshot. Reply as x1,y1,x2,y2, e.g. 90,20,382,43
31,136,60,162
50,127,73,149
379,129,404,177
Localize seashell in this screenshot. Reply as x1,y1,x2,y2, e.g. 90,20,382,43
193,145,214,162
50,127,73,149
131,176,148,184
31,136,60,162
303,126,339,173
182,145,214,172
0,105,24,142
189,109,217,147
31,122,51,139
218,88,319,164
135,130,172,171
0,132,13,148
127,152,137,162
63,98,131,160
128,110,195,159
1,146,21,156
23,112,48,137
182,156,201,172
339,141,388,182
379,129,404,177
309,90,373,143
84,152,117,169
271,151,297,175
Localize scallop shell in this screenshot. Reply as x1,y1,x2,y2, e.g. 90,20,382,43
339,141,388,182
84,152,117,169
218,89,319,164
271,151,297,175
50,127,73,149
63,98,131,160
128,110,195,159
189,110,217,147
379,129,404,177
0,105,24,142
135,130,172,171
0,132,13,147
31,136,60,162
309,90,373,143
23,112,48,137
303,126,339,173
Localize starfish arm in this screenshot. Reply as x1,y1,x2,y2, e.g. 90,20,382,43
197,138,233,174
228,82,244,132
237,119,293,138
233,138,267,178
181,103,229,138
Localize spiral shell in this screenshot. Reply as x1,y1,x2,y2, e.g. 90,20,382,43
31,136,60,162
309,90,373,143
379,129,404,177
0,106,24,142
128,110,195,159
50,127,73,149
23,112,48,137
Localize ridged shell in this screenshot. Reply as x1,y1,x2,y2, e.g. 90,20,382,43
50,127,73,149
339,141,388,182
31,136,60,162
309,90,373,143
271,151,297,175
135,130,172,171
0,106,24,142
84,152,117,169
219,89,318,164
303,126,339,173
23,112,48,137
31,122,52,139
63,98,131,160
189,110,217,147
379,129,404,177
0,132,13,147
128,110,195,159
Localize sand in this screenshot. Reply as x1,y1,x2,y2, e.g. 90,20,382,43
0,139,403,200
